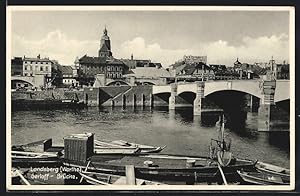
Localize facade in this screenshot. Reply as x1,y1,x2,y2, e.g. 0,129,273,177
275,63,289,79
125,67,171,85
11,57,23,76
22,55,53,79
176,62,215,81
78,55,128,85
59,65,77,86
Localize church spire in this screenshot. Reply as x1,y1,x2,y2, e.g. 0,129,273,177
103,25,107,36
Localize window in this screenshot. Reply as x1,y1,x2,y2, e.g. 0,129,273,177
36,66,38,70
30,73,33,76
40,66,43,71
107,66,110,71
24,66,27,70
46,66,48,72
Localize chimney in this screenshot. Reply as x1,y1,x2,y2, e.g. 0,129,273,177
131,54,133,60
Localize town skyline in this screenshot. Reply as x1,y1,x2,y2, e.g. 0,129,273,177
11,9,290,67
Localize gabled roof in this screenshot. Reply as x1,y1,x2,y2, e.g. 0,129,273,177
127,67,171,78
107,58,128,67
79,55,106,64
182,62,211,75
59,65,73,75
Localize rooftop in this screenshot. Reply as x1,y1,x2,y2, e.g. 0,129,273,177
127,67,171,78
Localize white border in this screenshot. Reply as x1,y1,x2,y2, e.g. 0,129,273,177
6,5,295,191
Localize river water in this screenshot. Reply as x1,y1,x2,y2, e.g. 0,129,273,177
11,106,290,168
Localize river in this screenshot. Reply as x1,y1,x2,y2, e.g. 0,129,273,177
11,106,290,168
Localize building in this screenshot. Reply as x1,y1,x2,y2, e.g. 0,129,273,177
78,27,130,86
22,55,53,80
275,62,289,80
59,65,78,86
11,57,23,76
121,54,162,69
209,64,238,80
183,55,207,64
78,55,129,85
98,26,112,58
125,67,171,85
175,62,215,81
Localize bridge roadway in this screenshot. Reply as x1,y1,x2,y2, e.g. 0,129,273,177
152,79,290,103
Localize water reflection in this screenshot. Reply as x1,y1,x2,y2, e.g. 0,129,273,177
11,105,290,168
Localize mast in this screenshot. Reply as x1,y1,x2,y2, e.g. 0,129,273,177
221,115,225,150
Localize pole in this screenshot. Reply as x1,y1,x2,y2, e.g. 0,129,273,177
125,165,136,185
16,169,31,185
217,163,228,185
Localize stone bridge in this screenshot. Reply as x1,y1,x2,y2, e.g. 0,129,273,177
11,76,35,86
11,75,46,88
153,79,290,131
153,80,290,103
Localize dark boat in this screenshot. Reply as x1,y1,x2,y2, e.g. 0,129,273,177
12,98,85,111
62,116,256,185
237,170,289,185
255,161,290,182
79,170,165,185
11,139,63,167
64,153,255,184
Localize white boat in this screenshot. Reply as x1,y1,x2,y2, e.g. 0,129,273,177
94,139,166,153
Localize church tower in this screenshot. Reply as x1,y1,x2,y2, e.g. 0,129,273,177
98,26,112,58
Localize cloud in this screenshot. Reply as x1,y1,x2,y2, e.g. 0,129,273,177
12,30,99,65
12,30,289,67
116,34,289,66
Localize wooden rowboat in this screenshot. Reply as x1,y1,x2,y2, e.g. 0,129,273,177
237,170,289,185
94,139,166,154
79,171,165,185
255,161,290,182
64,154,255,184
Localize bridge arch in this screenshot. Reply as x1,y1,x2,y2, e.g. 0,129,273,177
11,79,34,89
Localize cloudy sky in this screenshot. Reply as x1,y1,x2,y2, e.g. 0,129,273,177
10,9,290,67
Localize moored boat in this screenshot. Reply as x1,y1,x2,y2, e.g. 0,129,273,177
94,139,166,154
237,170,289,185
255,161,290,182
79,171,165,185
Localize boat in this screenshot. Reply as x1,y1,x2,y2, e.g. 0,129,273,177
94,139,166,154
79,171,165,185
11,139,64,167
237,170,289,185
12,98,86,111
63,116,256,184
255,161,290,182
11,168,30,185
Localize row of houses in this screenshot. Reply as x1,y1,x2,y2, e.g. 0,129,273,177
11,27,289,90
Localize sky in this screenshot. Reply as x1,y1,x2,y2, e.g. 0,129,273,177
10,9,290,67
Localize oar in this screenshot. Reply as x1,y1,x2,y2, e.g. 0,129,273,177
79,160,91,183
15,169,30,185
78,172,111,185
217,163,228,185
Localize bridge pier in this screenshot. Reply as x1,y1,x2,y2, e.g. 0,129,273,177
84,87,100,106
193,81,205,116
258,80,276,131
169,83,177,110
